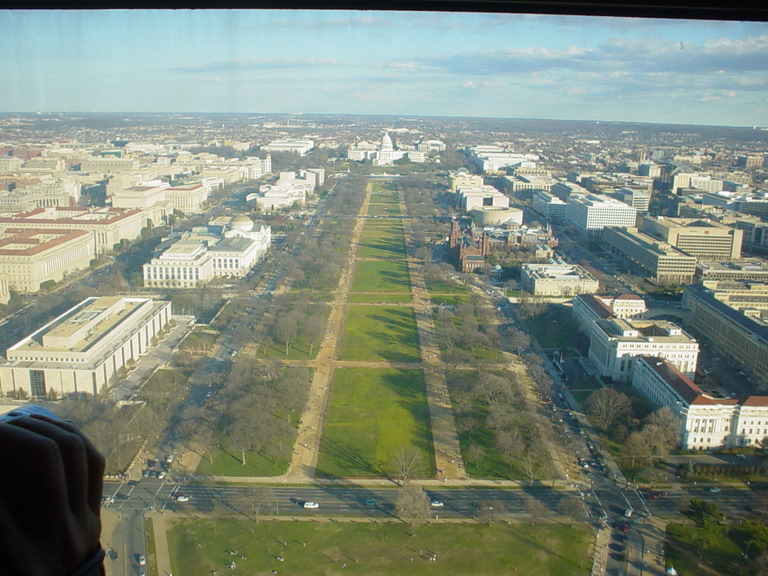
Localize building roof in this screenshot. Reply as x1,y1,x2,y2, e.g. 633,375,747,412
638,356,718,406
577,294,613,319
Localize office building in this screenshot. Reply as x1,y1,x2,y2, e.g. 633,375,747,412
0,296,174,397
588,318,699,382
520,262,600,297
639,216,743,260
683,281,768,385
262,139,315,156
565,194,637,236
0,206,144,255
603,227,697,284
632,356,768,450
0,228,95,293
532,190,568,222
572,293,647,333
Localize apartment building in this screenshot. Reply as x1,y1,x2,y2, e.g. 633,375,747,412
0,228,95,293
632,356,768,449
0,296,173,397
588,318,699,382
683,281,768,384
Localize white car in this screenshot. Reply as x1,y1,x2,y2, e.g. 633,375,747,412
430,499,444,508
175,493,189,502
138,554,146,566
303,501,319,509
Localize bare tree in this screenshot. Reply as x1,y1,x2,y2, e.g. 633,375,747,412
623,431,652,470
558,494,586,527
248,486,276,523
274,315,299,355
642,406,681,460
525,496,550,531
585,387,632,432
474,499,506,526
395,484,431,527
304,313,326,357
392,446,424,485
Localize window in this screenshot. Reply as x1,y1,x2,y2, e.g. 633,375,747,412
30,370,46,397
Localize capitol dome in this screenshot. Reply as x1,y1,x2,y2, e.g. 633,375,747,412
230,215,254,232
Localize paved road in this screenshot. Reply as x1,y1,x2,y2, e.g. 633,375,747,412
104,479,572,518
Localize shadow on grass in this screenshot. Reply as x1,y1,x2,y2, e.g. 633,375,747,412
316,437,386,478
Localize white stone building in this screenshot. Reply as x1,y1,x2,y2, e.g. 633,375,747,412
632,356,768,449
0,296,174,397
588,318,699,382
565,193,637,236
0,228,95,293
143,215,271,287
520,262,600,297
0,206,144,255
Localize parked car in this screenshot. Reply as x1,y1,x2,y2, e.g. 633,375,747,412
303,501,319,509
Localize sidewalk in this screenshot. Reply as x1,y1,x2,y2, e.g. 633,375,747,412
148,512,173,576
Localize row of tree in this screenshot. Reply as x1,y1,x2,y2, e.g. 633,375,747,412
585,386,679,471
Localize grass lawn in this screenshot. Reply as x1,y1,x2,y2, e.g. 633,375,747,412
666,523,744,575
357,236,407,259
167,518,593,576
524,304,588,351
317,368,434,477
350,259,412,293
366,202,402,216
347,293,413,304
338,305,421,362
196,441,293,477
425,277,470,296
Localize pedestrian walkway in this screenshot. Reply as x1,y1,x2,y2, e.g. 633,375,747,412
400,196,466,480
149,512,173,576
284,184,372,480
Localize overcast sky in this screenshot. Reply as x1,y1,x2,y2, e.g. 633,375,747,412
2,9,768,127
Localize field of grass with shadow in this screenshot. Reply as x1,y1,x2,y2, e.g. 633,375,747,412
316,367,434,478
350,258,412,294
338,305,421,362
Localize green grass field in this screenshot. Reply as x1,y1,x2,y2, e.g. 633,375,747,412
316,368,434,477
350,259,412,294
195,442,292,477
338,305,421,362
347,293,413,304
167,518,593,576
366,202,402,216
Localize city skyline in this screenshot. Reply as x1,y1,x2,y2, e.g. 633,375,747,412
2,9,768,127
